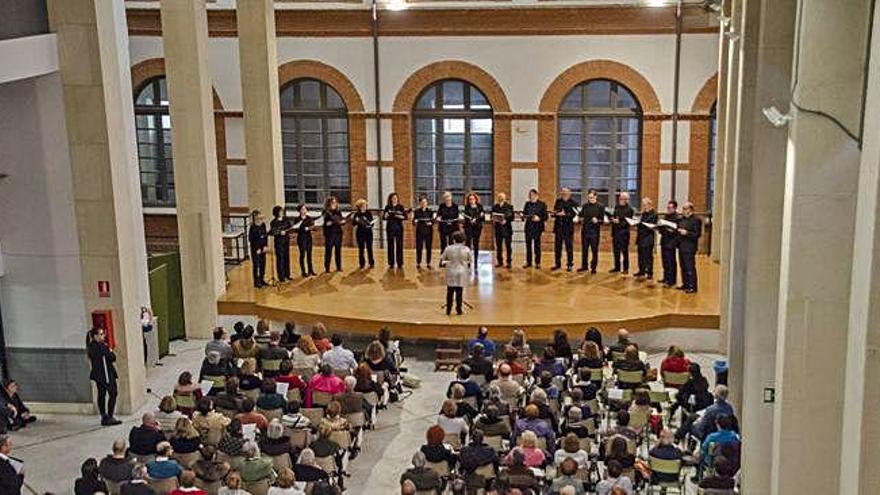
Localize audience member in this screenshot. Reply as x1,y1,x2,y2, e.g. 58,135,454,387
699,455,736,490
192,445,230,488
554,432,589,469
322,334,358,372
146,442,183,480
463,343,494,383
474,404,511,439
549,457,585,495
170,417,202,455
268,467,304,495
232,325,260,360
236,399,269,432
307,364,346,407
596,460,633,495
513,404,555,450
459,430,498,474
281,400,312,430
155,396,186,437
74,457,107,495
217,470,248,495
420,425,458,470
217,419,246,458
0,380,36,432
258,331,290,378
256,378,287,413
98,439,134,485
648,429,682,484
399,451,440,493
169,470,207,495
260,419,295,458
311,323,332,354
205,327,233,362
120,464,155,495
199,351,235,395
550,328,573,360
291,335,321,370
240,441,276,485
293,448,330,483
468,326,497,356
504,431,545,468
129,413,165,459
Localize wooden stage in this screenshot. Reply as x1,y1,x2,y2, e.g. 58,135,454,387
218,248,719,340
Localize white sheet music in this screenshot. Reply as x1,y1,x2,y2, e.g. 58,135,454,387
276,381,290,396
199,380,214,396
243,423,257,441
625,217,639,226
313,217,325,227
641,222,657,229
607,388,625,400
658,219,678,229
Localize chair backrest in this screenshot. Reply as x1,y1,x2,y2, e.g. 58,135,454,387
650,456,681,476
662,370,690,387
148,477,179,495
202,375,227,389
629,409,649,429
262,359,282,372
617,369,644,385
312,390,335,408
286,388,302,403
272,452,292,471
611,351,626,363
426,460,450,477
302,407,324,426
329,430,351,450
287,428,310,449
172,451,201,469
258,407,283,422
484,434,504,452
474,463,495,480
587,367,604,382
173,392,197,410
241,388,260,402
649,389,670,404
315,455,337,474
346,411,366,429
604,436,637,456
293,367,315,380
243,479,270,495
444,433,462,450
577,435,592,452
472,374,487,387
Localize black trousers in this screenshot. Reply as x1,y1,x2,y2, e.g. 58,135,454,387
525,230,542,266
637,242,654,276
612,233,630,271
679,249,698,290
439,227,455,255
274,239,290,281
324,233,342,271
298,238,314,275
554,231,574,267
94,380,117,419
466,227,482,266
416,229,433,265
387,229,404,268
495,231,512,266
446,286,463,314
581,234,599,271
356,229,374,268
661,245,678,285
250,249,266,286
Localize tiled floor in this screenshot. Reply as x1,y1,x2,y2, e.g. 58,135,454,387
11,339,723,494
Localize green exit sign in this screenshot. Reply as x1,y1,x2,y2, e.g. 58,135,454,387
763,387,775,403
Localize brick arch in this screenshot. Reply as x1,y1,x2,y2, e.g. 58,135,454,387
392,60,511,113
538,60,663,205
391,61,512,238
277,60,368,208
688,73,719,211
277,59,365,113
129,57,230,222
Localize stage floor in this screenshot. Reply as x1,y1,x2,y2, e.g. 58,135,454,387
218,248,719,340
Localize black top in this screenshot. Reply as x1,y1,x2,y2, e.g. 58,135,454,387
678,214,703,253
413,206,435,234
579,201,605,237
120,482,157,495
352,210,374,234
637,210,658,247
384,204,407,233
170,435,202,454
248,223,269,251
421,444,458,468
128,425,165,456
294,464,330,483
611,204,635,237
99,455,134,483
75,477,108,495
491,202,515,235
0,457,21,495
522,200,548,233
87,340,118,385
295,215,314,243
437,203,460,230
552,197,579,234
269,217,292,243
463,204,485,230
322,208,345,237
660,212,682,248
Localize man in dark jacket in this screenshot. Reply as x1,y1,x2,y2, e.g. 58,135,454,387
552,187,578,271
578,189,605,273
459,430,498,474
522,189,548,269
399,451,441,492
99,439,135,484
491,193,515,268
659,200,681,287
677,201,703,293
609,192,635,273
0,435,23,495
128,413,165,458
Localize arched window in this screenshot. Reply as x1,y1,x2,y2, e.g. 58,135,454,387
557,79,642,206
280,78,350,207
707,102,717,211
413,79,493,205
134,76,174,207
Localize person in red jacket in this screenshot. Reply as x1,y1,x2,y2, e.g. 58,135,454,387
169,470,206,495
660,345,691,373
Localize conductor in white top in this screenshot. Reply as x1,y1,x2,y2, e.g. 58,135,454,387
440,231,473,315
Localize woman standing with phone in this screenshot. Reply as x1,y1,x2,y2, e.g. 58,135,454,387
87,326,121,426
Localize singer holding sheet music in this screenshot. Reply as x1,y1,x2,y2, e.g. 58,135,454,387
609,192,635,274
248,209,269,288
295,204,317,277
463,192,485,269
270,205,292,282
635,197,658,279
578,189,604,273
352,198,375,269
522,188,548,269
440,231,472,315
660,200,681,287
491,193,514,268
552,187,578,271
384,192,407,269
437,191,460,254
322,196,345,272
677,202,702,293
413,195,434,268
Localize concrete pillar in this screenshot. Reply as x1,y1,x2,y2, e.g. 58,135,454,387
160,0,224,339
772,0,871,492
839,3,880,493
710,0,731,263
47,0,150,413
236,0,284,214
729,1,797,492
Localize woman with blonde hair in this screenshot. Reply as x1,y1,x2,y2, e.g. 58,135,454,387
238,358,263,395
218,469,251,495
352,198,375,269
268,467,304,495
170,417,202,455
436,399,468,440
504,430,545,467
155,395,185,436
291,335,321,370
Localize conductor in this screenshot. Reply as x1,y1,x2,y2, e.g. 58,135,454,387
440,231,473,316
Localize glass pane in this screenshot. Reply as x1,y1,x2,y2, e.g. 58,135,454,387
280,85,296,109
416,118,436,132
299,80,320,108
560,87,582,110
136,83,155,105
441,81,465,109
471,118,493,134
158,78,169,105
587,149,610,164
560,164,580,180
560,149,581,164
416,86,437,109
470,87,491,110
471,133,492,150
586,80,612,109
615,85,638,110
443,118,465,134
588,118,612,133
326,87,345,110
559,118,582,134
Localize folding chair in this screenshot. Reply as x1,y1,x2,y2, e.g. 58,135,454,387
241,388,260,402
302,407,324,426
258,407,283,422
172,451,201,469
293,367,315,381
148,477,179,495
315,455,337,475
329,430,352,451
271,452,292,471
662,371,690,388
484,434,505,452
286,388,303,403
426,460,450,478
616,370,645,389
262,359,282,374
629,409,649,430
648,456,684,493
173,392,197,411
287,428,310,450
474,463,496,481
444,433,462,450
312,390,335,408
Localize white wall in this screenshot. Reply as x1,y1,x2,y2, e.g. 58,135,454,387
0,74,87,349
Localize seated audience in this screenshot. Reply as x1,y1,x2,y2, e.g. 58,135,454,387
607,329,634,361
213,377,245,413
500,449,539,491
74,458,107,495
337,376,367,417
146,442,183,480
192,445,230,488
155,396,186,437
169,470,207,495
280,400,312,430
528,389,559,433
554,432,589,469
481,384,511,417
459,430,498,474
279,322,300,351
98,439,134,485
236,399,269,432
120,464,154,495
463,343,494,383
513,404,555,451
322,334,358,372
254,320,273,348
260,419,295,458
468,326,497,356
551,328,573,360
613,345,647,389
170,417,202,455
533,346,566,377
291,336,321,371
217,419,246,458
693,385,735,440
699,455,736,490
648,429,682,484
490,363,523,402
596,460,633,495
445,365,482,407
0,380,36,432
353,362,384,401
701,415,741,469
205,327,233,362
549,457,585,495
660,345,690,374
311,323,332,354
508,328,530,356
321,401,350,432
173,371,203,416
199,351,235,395
218,470,248,495
232,325,259,360
537,371,560,401
583,326,604,352
240,441,276,486
420,425,458,470
129,413,165,459
274,360,309,397
437,399,469,441
502,346,527,376
606,437,635,471
399,451,441,492
256,378,287,413
293,448,330,483
307,364,346,407
258,331,290,378
237,359,263,395
192,397,231,440
574,340,605,380
364,339,398,375
268,467,304,495
504,431,545,468
309,423,341,459
474,405,511,440
449,383,479,421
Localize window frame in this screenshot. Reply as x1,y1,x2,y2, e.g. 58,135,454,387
556,78,643,207
707,101,718,212
411,79,495,206
279,77,351,209
134,76,175,207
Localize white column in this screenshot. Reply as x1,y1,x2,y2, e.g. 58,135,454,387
160,0,225,339
710,0,731,263
47,0,150,413
237,0,284,214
